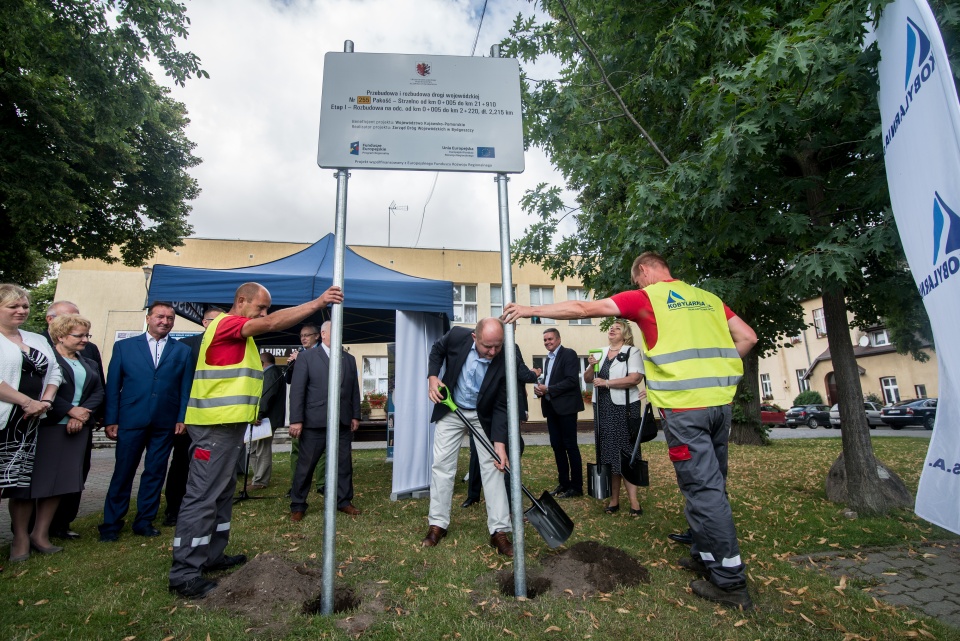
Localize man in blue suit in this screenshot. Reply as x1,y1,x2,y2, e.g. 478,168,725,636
99,302,194,542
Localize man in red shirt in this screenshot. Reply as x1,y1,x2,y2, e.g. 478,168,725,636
503,252,758,610
168,282,342,599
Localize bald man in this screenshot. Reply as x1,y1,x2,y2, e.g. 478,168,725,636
168,282,342,599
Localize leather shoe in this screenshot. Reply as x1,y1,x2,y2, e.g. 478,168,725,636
162,515,178,527
169,577,218,599
133,526,162,537
668,529,693,545
461,497,480,508
30,540,63,554
556,488,583,498
549,485,566,496
50,529,81,540
290,511,305,522
421,525,447,547
337,504,361,516
489,531,514,557
99,531,119,543
204,554,247,573
249,484,267,490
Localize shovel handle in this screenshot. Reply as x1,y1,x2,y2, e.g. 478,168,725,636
628,404,645,466
436,385,545,510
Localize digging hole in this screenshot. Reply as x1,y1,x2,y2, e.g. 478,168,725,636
497,573,552,598
304,587,361,614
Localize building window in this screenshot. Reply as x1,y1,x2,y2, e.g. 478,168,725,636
453,284,477,324
362,357,388,395
490,284,516,318
567,288,592,325
870,329,890,346
796,369,809,393
760,373,773,400
915,384,927,398
881,376,900,404
529,286,555,324
812,308,827,338
578,356,594,392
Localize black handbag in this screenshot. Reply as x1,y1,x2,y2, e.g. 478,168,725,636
629,401,658,443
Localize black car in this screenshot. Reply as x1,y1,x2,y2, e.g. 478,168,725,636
880,398,938,430
784,404,831,428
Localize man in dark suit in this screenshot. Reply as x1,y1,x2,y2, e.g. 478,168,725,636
248,351,286,489
286,323,325,495
98,302,194,541
536,327,585,498
288,320,361,521
42,301,106,540
422,318,516,557
162,306,224,526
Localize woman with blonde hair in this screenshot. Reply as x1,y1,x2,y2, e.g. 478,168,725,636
29,314,103,553
584,319,645,515
0,284,61,562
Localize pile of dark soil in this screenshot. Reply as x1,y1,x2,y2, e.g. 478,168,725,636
204,552,321,621
498,541,650,598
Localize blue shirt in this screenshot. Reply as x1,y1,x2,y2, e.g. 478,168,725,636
453,343,491,410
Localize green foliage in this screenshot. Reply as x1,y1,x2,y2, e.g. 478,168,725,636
793,390,825,406
22,278,57,334
865,392,884,406
0,0,204,285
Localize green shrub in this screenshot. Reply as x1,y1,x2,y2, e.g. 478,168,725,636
865,392,884,406
793,390,824,406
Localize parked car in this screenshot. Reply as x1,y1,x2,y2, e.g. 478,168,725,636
785,404,831,428
880,398,938,430
829,402,884,429
760,404,786,427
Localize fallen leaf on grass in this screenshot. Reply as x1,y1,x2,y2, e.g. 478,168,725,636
161,637,175,641
33,600,49,606
121,637,136,641
503,629,517,637
616,608,630,614
734,620,748,627
544,626,561,633
800,613,815,625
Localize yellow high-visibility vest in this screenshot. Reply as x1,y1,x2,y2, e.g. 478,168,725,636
641,281,743,409
184,314,263,425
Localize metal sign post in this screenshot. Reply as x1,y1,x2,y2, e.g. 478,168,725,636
320,39,353,618
491,43,525,599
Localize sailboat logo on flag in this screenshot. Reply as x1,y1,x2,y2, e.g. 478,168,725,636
904,17,932,90
932,192,960,264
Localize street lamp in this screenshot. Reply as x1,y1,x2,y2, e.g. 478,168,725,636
388,200,408,247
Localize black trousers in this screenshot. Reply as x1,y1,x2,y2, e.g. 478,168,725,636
290,424,353,513
164,432,193,521
48,428,93,533
546,409,582,491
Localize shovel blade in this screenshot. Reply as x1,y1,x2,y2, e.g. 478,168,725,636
524,490,574,549
587,463,612,499
619,451,649,487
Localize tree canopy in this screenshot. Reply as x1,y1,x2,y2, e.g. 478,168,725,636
503,0,958,510
0,0,206,286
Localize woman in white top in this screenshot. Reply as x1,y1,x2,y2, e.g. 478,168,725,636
584,319,645,515
0,283,62,562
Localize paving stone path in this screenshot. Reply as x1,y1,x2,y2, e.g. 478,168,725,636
793,540,960,628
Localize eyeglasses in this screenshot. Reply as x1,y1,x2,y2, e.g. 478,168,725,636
68,333,93,339
300,332,318,339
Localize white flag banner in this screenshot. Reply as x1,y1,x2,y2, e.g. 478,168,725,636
877,0,960,533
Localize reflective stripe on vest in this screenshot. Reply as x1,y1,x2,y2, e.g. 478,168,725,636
184,313,263,425
642,281,743,409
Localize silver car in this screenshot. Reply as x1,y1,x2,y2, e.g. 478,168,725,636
829,402,884,429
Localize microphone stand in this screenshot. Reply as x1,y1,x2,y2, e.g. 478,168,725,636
234,369,284,503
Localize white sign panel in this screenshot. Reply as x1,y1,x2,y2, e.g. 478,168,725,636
877,0,960,533
317,53,524,173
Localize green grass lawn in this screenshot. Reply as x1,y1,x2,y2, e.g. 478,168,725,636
2,438,958,640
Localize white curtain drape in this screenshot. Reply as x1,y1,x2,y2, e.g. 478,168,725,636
391,311,446,497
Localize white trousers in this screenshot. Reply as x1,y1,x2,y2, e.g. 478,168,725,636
428,410,511,534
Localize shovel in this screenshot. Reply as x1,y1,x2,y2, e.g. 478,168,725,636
587,388,612,499
620,404,650,487
437,386,574,548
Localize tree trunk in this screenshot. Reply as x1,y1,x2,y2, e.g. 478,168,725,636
731,348,767,446
821,286,910,514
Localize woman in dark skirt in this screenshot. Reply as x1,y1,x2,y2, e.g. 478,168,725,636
584,320,645,515
30,314,104,553
0,284,62,562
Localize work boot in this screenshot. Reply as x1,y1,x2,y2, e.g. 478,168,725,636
677,555,710,579
690,580,754,611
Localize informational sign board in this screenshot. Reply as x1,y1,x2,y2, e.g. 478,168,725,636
317,53,524,173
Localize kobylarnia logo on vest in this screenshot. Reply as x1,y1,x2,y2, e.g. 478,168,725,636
885,17,936,152
665,290,715,312
918,191,960,298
